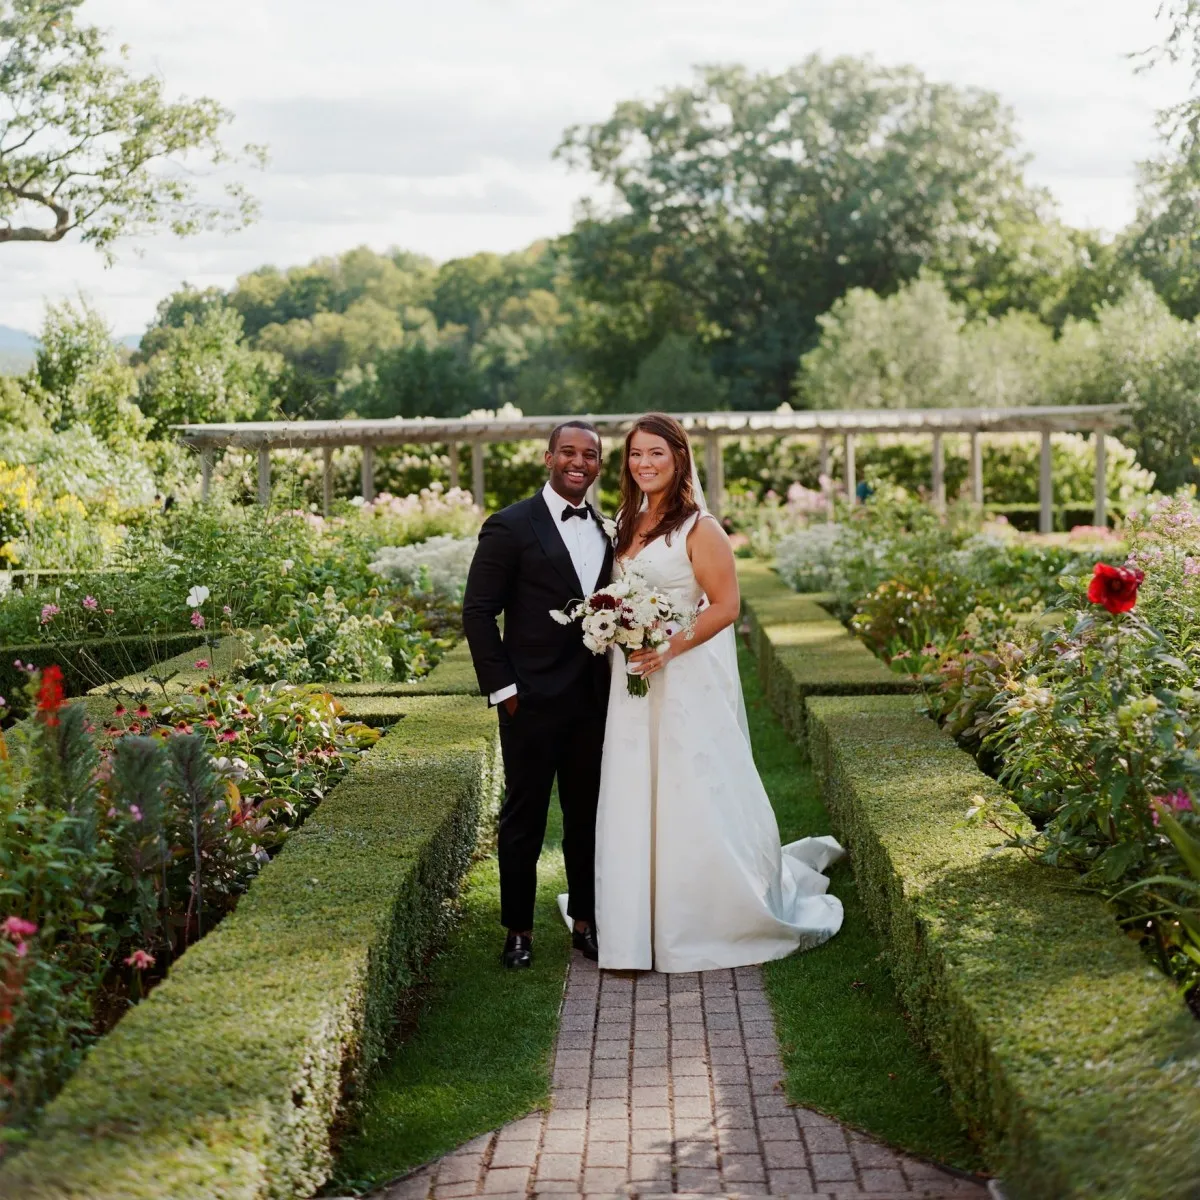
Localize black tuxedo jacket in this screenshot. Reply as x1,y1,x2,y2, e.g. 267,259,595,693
462,491,614,707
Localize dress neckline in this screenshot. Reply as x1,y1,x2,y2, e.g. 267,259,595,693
619,510,704,568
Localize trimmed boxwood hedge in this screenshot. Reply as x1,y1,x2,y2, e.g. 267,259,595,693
737,559,912,737
0,694,502,1200
0,631,207,712
805,694,1200,1200
87,633,247,699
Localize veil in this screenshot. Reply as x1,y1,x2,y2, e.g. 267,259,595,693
688,440,752,744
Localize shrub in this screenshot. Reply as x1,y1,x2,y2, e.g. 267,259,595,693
369,533,476,603
238,587,397,684
805,694,1200,1200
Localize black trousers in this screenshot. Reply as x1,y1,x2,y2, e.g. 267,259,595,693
496,686,605,932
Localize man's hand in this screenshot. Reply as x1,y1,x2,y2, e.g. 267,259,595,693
503,694,520,717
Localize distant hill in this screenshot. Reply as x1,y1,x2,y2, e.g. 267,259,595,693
0,325,35,353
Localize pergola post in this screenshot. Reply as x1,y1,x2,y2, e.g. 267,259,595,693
1094,433,1108,528
969,431,983,506
322,446,334,518
704,434,724,519
256,447,270,507
200,448,214,502
843,433,857,506
360,444,375,504
447,441,461,490
818,435,832,521
1039,430,1054,534
471,441,485,508
931,432,945,512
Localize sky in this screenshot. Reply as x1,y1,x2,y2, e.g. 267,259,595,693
1,0,1194,335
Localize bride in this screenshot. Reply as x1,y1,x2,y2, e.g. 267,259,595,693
589,412,844,973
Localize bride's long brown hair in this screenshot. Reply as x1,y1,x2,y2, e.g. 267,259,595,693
615,412,700,560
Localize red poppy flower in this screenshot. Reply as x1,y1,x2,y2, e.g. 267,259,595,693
1087,562,1144,615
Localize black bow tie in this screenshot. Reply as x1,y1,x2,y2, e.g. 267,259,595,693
560,505,590,523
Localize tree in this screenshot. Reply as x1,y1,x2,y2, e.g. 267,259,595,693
0,0,261,256
557,58,1051,408
137,304,282,436
29,298,147,447
618,333,728,412
796,274,970,410
796,274,1056,412
1048,280,1200,491
346,342,485,420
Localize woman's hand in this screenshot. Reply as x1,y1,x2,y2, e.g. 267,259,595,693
628,633,682,678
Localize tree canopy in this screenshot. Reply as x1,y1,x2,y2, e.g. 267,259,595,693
555,59,1089,408
0,0,260,255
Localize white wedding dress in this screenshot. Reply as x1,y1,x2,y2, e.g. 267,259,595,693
573,511,845,973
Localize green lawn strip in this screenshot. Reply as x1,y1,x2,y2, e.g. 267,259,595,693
739,642,982,1173
331,801,570,1193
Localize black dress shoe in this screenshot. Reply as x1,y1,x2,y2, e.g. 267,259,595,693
501,932,533,969
571,924,599,961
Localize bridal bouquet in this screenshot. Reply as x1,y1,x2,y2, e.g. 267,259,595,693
550,573,694,697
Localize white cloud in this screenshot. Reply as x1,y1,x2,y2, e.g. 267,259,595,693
2,0,1193,333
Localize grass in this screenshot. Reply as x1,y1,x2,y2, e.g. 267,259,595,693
740,641,983,1173
328,799,571,1194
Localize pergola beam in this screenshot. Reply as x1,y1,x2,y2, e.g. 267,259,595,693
177,405,1130,516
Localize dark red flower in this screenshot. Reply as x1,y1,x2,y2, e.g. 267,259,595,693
589,592,620,611
36,666,65,727
1087,562,1144,615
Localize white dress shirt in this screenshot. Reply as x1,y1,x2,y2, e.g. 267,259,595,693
489,482,608,706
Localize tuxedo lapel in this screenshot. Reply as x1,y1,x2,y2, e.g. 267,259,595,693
529,491,585,597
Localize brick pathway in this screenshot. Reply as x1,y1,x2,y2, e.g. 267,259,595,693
366,959,990,1199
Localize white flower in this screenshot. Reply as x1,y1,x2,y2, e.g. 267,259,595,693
186,585,210,608
601,517,618,541
280,558,294,576
549,608,574,625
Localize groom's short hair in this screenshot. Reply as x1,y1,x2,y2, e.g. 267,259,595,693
548,420,601,452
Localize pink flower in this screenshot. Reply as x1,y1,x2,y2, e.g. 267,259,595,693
81,595,99,611
39,603,60,625
1151,790,1194,825
124,949,156,970
107,807,117,818
129,805,143,822
194,659,210,670
219,729,237,743
103,608,114,615
1184,558,1200,578
222,605,232,616
190,611,205,629
2,917,37,940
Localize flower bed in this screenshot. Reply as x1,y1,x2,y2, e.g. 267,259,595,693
805,693,1200,1200
0,692,501,1199
737,560,912,737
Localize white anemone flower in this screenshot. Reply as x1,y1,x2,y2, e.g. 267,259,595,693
186,585,210,608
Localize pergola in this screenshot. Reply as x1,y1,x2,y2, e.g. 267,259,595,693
174,403,1130,533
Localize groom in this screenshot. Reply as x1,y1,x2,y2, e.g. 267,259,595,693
462,421,613,969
